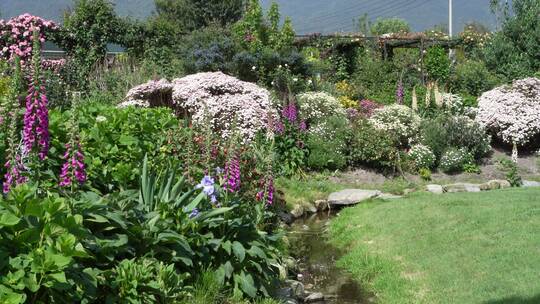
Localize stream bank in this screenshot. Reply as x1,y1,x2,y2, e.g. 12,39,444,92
283,212,374,304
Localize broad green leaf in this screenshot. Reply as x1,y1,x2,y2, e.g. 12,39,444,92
237,272,257,298
222,240,232,255
247,246,267,259
0,212,20,227
224,261,234,279
198,207,234,222
48,272,67,284
232,241,245,263
118,135,138,146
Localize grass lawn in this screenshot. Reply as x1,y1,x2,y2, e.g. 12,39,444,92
329,188,540,304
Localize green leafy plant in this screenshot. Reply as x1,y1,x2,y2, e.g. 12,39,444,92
419,168,432,181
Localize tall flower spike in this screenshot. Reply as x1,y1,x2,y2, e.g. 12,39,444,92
22,28,49,160
59,92,86,188
224,154,241,193
3,58,28,193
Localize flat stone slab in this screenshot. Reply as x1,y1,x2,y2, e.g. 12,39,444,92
523,180,540,187
305,292,325,303
328,189,381,206
443,183,481,193
426,184,444,194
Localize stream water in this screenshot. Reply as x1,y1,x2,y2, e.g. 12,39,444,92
287,212,373,304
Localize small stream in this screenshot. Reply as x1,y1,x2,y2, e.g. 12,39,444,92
287,212,373,304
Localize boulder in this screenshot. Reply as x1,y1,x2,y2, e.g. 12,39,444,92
314,199,329,211
286,280,305,299
327,189,381,206
290,205,304,218
523,180,540,187
304,203,318,214
305,292,325,303
426,184,444,194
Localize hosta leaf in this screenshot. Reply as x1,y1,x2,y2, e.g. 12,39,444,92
237,272,257,298
0,212,20,227
224,261,234,279
232,241,245,263
222,240,232,255
247,246,267,259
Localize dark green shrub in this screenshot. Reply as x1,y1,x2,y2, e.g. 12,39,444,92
450,59,500,96
306,116,349,171
348,119,399,171
424,46,450,83
420,114,491,162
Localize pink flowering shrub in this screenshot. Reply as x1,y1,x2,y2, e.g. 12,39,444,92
476,77,540,146
41,59,66,74
172,72,276,141
0,14,57,64
119,79,173,108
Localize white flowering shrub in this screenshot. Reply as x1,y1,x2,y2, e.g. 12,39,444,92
297,92,346,123
122,72,277,142
476,77,540,146
119,79,173,108
172,72,276,141
408,144,436,169
441,93,464,113
439,148,473,173
369,105,421,146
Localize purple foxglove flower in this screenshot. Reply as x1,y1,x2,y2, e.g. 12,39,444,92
59,142,86,188
299,120,307,132
3,155,28,193
275,121,285,135
282,103,298,123
224,156,241,193
23,84,49,159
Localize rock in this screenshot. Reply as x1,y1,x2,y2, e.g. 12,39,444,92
277,211,293,225
523,180,540,187
327,189,381,206
304,203,318,214
275,287,293,301
426,184,444,194
285,300,299,304
403,188,416,195
314,199,328,211
499,180,512,189
443,183,481,193
290,205,304,219
378,193,403,200
305,292,325,303
479,183,491,191
286,280,305,299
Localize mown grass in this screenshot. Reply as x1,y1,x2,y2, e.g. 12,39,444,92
329,188,540,304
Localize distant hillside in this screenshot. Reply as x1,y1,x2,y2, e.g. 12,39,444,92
1,0,496,34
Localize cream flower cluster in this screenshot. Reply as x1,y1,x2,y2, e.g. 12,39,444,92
476,77,540,145
172,72,276,142
297,91,346,123
369,105,421,145
408,144,436,169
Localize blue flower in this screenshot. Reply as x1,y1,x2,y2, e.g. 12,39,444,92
189,208,200,219
196,175,218,204
196,175,215,196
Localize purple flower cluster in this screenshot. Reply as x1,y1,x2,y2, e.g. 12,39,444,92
3,155,28,193
396,81,404,105
23,84,49,160
59,143,87,187
274,121,285,135
224,155,241,193
299,120,307,132
346,108,360,121
282,102,298,123
359,99,382,118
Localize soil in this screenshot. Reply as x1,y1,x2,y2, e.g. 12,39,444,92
331,147,540,187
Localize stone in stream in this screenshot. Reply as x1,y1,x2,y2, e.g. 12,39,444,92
304,203,318,214
305,292,325,303
291,205,304,218
523,180,540,187
327,189,381,206
314,199,329,211
286,280,305,299
426,184,444,194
